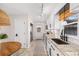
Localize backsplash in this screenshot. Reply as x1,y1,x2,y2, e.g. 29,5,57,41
68,36,79,46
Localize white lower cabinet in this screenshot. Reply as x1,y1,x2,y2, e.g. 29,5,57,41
47,40,51,56
47,39,64,56
50,44,64,56
51,45,56,56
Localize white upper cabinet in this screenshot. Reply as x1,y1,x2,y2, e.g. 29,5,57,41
70,3,79,12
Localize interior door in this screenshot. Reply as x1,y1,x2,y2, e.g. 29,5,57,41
35,26,43,39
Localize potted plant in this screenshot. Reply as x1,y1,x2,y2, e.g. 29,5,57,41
0,34,8,40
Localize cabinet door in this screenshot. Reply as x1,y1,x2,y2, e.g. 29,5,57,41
47,40,50,55
70,3,79,10
55,51,64,56
51,45,56,56
51,44,64,56
54,47,64,56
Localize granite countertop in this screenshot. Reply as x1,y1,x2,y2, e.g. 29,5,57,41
46,33,55,39
50,39,79,55
57,44,79,52
46,34,79,55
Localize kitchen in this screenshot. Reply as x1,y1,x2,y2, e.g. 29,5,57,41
43,3,79,56
0,3,79,56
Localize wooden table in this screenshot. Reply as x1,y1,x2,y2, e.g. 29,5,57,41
0,41,21,56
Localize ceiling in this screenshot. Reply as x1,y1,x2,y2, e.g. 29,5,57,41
43,3,65,14
0,3,42,16
0,3,65,22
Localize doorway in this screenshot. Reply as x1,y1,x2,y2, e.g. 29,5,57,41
30,23,33,42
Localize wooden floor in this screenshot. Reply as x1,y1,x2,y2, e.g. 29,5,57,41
12,39,47,56
31,39,47,56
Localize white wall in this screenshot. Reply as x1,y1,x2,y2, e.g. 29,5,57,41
14,16,31,48
70,3,79,11
46,16,51,30
43,4,65,38
46,13,63,38
0,16,15,43
0,15,32,48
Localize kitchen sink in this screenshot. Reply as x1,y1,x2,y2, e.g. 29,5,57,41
51,38,69,45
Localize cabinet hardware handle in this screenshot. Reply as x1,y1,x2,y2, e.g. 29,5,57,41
51,45,55,51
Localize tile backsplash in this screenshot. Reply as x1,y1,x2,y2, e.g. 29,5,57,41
68,36,79,46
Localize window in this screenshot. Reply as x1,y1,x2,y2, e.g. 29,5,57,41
37,27,41,32
64,23,77,35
